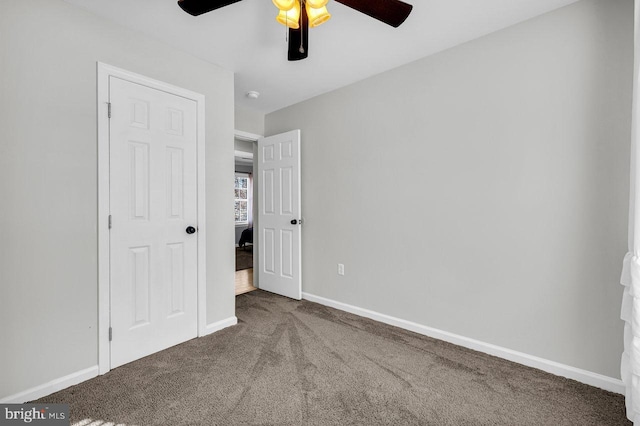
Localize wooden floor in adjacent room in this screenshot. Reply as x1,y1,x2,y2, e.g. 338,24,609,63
235,268,257,295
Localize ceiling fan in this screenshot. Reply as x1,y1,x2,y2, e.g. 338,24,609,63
177,0,413,61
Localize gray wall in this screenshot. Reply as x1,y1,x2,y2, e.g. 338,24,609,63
0,0,235,399
266,0,632,378
235,164,253,174
234,139,255,153
235,105,265,136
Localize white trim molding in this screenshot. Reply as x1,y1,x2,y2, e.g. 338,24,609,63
234,129,262,142
97,62,207,374
202,316,238,336
302,292,625,395
0,366,99,404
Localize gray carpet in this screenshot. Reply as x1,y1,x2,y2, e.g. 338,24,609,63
37,290,629,425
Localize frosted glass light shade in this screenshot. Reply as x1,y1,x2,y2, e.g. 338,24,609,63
276,0,300,29
306,4,331,28
306,0,328,8
272,0,296,11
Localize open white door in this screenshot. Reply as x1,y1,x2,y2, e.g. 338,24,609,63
258,130,302,300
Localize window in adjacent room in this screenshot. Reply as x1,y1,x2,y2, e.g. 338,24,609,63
235,173,249,224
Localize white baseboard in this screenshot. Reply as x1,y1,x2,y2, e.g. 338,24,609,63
202,316,238,337
0,366,99,404
2,317,238,404
302,292,625,395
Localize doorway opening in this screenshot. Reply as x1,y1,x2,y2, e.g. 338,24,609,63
234,131,260,295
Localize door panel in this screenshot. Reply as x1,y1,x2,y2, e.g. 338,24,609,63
130,246,151,326
167,148,185,219
258,130,301,300
109,77,198,368
167,242,185,316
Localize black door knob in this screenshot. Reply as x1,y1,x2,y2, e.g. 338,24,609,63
186,226,196,234
291,219,297,225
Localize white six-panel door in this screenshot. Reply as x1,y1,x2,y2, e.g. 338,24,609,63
109,76,198,368
258,130,302,300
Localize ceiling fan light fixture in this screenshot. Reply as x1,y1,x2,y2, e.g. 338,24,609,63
272,0,296,11
177,0,413,60
306,4,331,28
306,0,328,8
276,1,301,29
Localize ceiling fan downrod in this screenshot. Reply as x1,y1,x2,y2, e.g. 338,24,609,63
299,0,305,54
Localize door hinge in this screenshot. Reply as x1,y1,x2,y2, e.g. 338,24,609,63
107,102,112,118
108,215,112,229
109,327,113,341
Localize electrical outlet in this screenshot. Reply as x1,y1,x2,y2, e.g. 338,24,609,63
337,263,345,276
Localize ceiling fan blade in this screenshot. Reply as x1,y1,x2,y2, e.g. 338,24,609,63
288,5,309,61
177,0,243,16
334,0,412,28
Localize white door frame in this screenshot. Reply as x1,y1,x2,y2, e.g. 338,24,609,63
234,129,262,289
234,130,262,142
97,62,207,374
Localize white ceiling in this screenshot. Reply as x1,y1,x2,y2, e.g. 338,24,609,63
64,0,580,114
